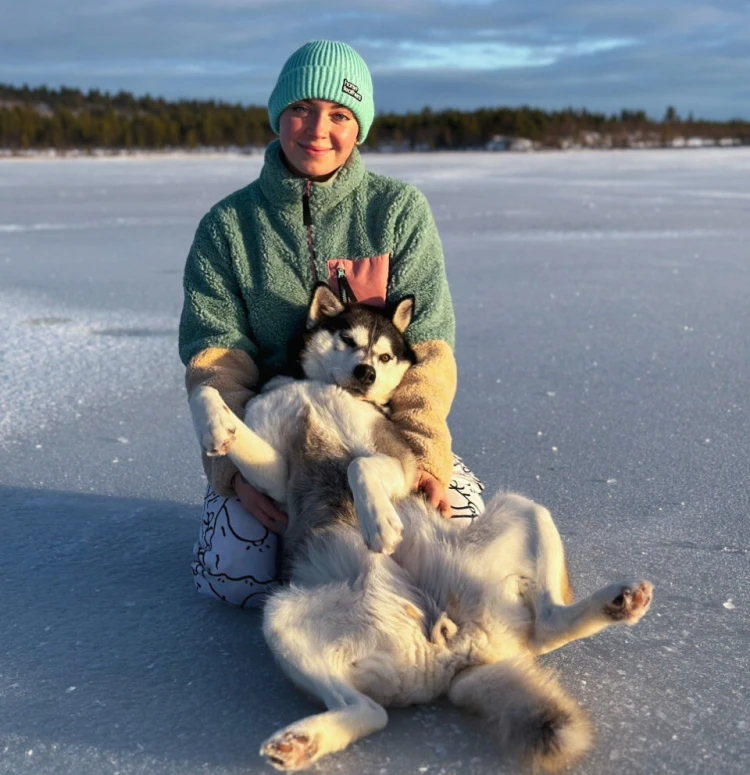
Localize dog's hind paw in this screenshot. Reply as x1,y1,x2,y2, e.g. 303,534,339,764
261,729,319,771
603,581,653,624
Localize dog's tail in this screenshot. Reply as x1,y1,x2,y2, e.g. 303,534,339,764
448,658,592,772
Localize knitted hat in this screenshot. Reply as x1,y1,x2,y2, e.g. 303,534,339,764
268,41,374,142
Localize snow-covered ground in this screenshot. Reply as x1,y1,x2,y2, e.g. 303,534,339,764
1,148,748,774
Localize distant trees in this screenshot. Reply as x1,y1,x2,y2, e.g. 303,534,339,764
0,83,747,152
0,84,275,150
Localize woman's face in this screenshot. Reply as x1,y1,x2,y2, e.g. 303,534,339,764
279,99,359,181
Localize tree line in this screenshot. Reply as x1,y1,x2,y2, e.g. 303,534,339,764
1,83,748,152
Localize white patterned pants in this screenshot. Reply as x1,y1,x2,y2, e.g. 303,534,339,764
191,455,484,608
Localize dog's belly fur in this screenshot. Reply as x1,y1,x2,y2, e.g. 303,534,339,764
244,380,518,702
265,519,491,708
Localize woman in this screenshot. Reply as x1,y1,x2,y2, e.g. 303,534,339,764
179,40,484,607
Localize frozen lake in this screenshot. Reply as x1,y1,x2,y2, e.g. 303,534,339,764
1,148,748,774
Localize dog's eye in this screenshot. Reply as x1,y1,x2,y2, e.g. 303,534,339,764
379,354,392,363
340,333,356,347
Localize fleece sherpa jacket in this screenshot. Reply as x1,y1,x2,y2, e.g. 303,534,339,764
179,140,457,489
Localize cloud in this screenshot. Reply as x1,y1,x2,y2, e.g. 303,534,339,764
0,0,747,119
367,38,639,71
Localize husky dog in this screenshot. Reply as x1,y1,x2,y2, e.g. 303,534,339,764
189,285,653,772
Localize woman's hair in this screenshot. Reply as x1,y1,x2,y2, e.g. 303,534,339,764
267,40,374,142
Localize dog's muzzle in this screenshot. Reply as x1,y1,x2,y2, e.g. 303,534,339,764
353,364,376,387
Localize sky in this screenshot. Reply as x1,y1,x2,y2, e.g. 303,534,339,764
1,0,749,120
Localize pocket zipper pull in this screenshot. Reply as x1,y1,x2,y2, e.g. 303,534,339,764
336,268,358,304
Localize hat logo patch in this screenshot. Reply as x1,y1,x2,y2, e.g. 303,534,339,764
342,79,362,102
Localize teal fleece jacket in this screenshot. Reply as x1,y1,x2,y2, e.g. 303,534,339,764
178,140,454,376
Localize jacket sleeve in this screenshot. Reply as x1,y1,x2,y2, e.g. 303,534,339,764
179,210,259,366
387,186,455,349
388,340,457,486
179,210,261,495
387,187,457,485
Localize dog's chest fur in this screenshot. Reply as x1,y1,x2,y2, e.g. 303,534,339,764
244,378,384,462
244,378,400,562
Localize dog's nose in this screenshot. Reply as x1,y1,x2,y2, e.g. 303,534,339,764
353,364,376,386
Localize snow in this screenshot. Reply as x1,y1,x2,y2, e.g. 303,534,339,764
1,148,749,774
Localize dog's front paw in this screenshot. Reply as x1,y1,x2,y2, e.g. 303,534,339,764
358,498,403,555
190,386,237,457
261,729,319,771
603,581,653,624
203,402,236,457
348,458,404,554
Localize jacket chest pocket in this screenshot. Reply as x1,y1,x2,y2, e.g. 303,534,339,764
327,255,390,307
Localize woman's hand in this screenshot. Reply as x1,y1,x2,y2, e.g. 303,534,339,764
232,472,288,533
415,469,452,518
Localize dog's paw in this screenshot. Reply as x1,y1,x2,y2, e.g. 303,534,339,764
603,581,653,624
261,729,319,771
358,498,403,555
190,386,237,457
203,402,236,457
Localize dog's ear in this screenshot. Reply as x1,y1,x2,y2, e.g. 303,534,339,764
391,296,415,334
307,283,345,329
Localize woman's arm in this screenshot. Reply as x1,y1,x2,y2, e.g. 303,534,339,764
389,340,457,487
387,187,457,487
180,211,261,495
179,211,259,365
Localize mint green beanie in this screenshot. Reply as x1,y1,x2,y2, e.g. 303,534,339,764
268,40,374,142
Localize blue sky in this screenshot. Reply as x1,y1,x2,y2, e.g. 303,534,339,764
2,0,749,120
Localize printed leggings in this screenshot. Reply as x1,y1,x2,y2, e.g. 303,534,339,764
191,455,484,609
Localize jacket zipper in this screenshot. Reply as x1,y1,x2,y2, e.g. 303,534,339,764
336,268,358,304
302,180,357,304
302,179,319,283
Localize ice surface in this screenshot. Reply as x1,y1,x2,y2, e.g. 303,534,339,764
1,149,748,774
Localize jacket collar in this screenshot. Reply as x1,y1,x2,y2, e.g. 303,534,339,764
258,139,366,215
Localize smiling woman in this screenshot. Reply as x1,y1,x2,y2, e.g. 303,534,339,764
279,100,360,181
179,40,485,607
